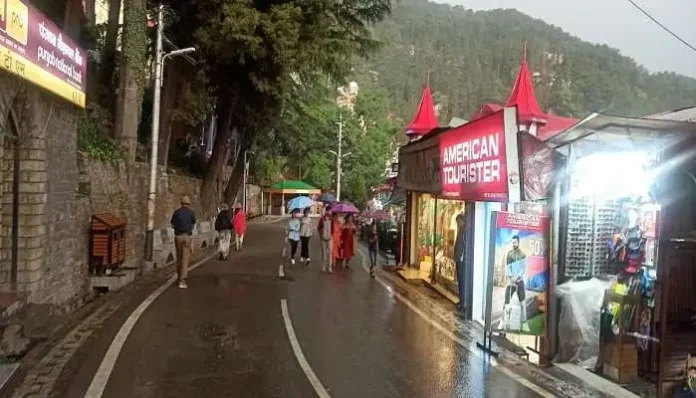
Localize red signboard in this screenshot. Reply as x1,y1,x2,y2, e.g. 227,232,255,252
440,109,520,202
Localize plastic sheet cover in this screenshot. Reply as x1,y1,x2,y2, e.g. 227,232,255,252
553,278,609,367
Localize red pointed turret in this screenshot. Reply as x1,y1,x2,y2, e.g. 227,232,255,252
405,75,439,136
505,51,546,122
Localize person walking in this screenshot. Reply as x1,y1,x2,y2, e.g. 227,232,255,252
368,220,379,277
317,208,333,273
214,204,233,261
233,206,247,251
286,209,301,265
341,214,357,268
170,196,197,289
331,212,343,270
300,207,313,266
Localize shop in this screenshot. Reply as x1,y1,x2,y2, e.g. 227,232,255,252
546,114,696,396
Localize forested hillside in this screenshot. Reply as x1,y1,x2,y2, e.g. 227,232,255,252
351,0,696,123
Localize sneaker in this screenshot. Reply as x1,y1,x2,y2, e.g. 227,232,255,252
370,270,375,278
305,259,310,267
291,259,296,265
328,268,333,274
178,281,188,289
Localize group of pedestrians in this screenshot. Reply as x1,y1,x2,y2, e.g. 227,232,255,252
280,205,378,278
214,204,247,260
169,196,248,289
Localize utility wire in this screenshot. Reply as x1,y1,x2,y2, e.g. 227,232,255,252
624,0,696,54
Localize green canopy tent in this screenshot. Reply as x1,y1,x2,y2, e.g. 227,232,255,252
264,180,321,215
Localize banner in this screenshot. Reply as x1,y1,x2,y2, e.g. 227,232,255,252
1,0,87,107
396,134,441,194
439,108,520,202
486,211,550,336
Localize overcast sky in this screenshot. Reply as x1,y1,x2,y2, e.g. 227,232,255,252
436,0,696,78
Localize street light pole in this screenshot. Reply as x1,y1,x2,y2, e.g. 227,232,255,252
336,113,343,201
329,114,351,202
144,6,196,263
145,4,164,264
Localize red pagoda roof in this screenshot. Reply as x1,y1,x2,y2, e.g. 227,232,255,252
506,56,546,122
405,83,439,136
471,103,503,121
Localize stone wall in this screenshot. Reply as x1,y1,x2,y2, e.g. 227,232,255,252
0,75,216,311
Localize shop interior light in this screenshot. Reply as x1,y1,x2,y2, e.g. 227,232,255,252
571,151,658,199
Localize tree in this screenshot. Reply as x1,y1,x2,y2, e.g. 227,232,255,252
158,0,392,212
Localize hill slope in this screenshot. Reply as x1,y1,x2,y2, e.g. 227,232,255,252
351,0,696,123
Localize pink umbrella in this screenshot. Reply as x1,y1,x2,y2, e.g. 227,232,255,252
367,209,390,220
331,202,360,214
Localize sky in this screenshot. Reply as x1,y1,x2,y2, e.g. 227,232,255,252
436,0,696,79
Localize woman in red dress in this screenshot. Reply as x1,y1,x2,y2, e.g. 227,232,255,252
341,214,357,268
331,213,343,269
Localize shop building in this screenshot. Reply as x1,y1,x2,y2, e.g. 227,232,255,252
547,113,696,397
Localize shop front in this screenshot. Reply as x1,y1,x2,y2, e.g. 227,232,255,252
546,114,696,396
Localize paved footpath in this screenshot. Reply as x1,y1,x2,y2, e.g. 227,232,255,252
11,221,586,398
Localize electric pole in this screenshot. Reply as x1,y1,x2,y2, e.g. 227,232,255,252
330,113,351,202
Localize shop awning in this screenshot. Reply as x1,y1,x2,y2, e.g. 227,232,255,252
266,180,321,194
546,113,696,149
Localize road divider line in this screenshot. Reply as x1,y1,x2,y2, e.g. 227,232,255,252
84,251,218,398
280,299,331,398
356,247,555,398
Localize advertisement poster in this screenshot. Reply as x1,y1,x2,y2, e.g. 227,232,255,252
0,0,87,107
487,211,550,336
439,108,520,202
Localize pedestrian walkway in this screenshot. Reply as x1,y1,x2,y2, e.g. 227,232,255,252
9,221,625,398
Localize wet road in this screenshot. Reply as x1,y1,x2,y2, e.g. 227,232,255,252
93,222,541,398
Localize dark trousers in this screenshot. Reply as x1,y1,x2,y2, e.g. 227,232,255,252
300,236,310,259
289,239,299,259
456,259,465,306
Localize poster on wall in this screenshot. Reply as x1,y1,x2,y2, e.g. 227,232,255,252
0,0,87,107
484,211,550,336
439,108,521,202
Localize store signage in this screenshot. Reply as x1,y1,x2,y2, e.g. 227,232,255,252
484,211,550,337
396,135,441,194
519,132,557,201
0,0,87,107
439,108,521,202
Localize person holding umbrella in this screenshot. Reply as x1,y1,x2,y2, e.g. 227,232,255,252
300,207,313,266
318,206,334,273
342,213,358,268
331,212,343,269
286,208,302,265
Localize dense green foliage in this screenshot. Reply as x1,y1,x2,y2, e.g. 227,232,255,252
254,84,400,207
351,0,696,122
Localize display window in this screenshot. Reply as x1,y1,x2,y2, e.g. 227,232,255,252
415,194,436,279
433,199,465,293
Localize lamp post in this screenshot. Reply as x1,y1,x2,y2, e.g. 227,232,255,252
329,114,351,201
144,4,196,263
243,150,255,213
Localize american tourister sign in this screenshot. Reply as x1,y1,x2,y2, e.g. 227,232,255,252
439,107,521,202
0,0,87,107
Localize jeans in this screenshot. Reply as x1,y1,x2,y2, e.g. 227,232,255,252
174,234,192,282
368,243,378,269
320,239,332,270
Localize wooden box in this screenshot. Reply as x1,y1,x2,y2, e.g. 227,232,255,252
90,213,126,275
603,342,638,383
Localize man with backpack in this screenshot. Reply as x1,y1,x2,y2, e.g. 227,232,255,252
215,204,233,261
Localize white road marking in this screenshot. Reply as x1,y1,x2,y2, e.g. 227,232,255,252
84,251,218,398
280,299,331,398
356,247,555,398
